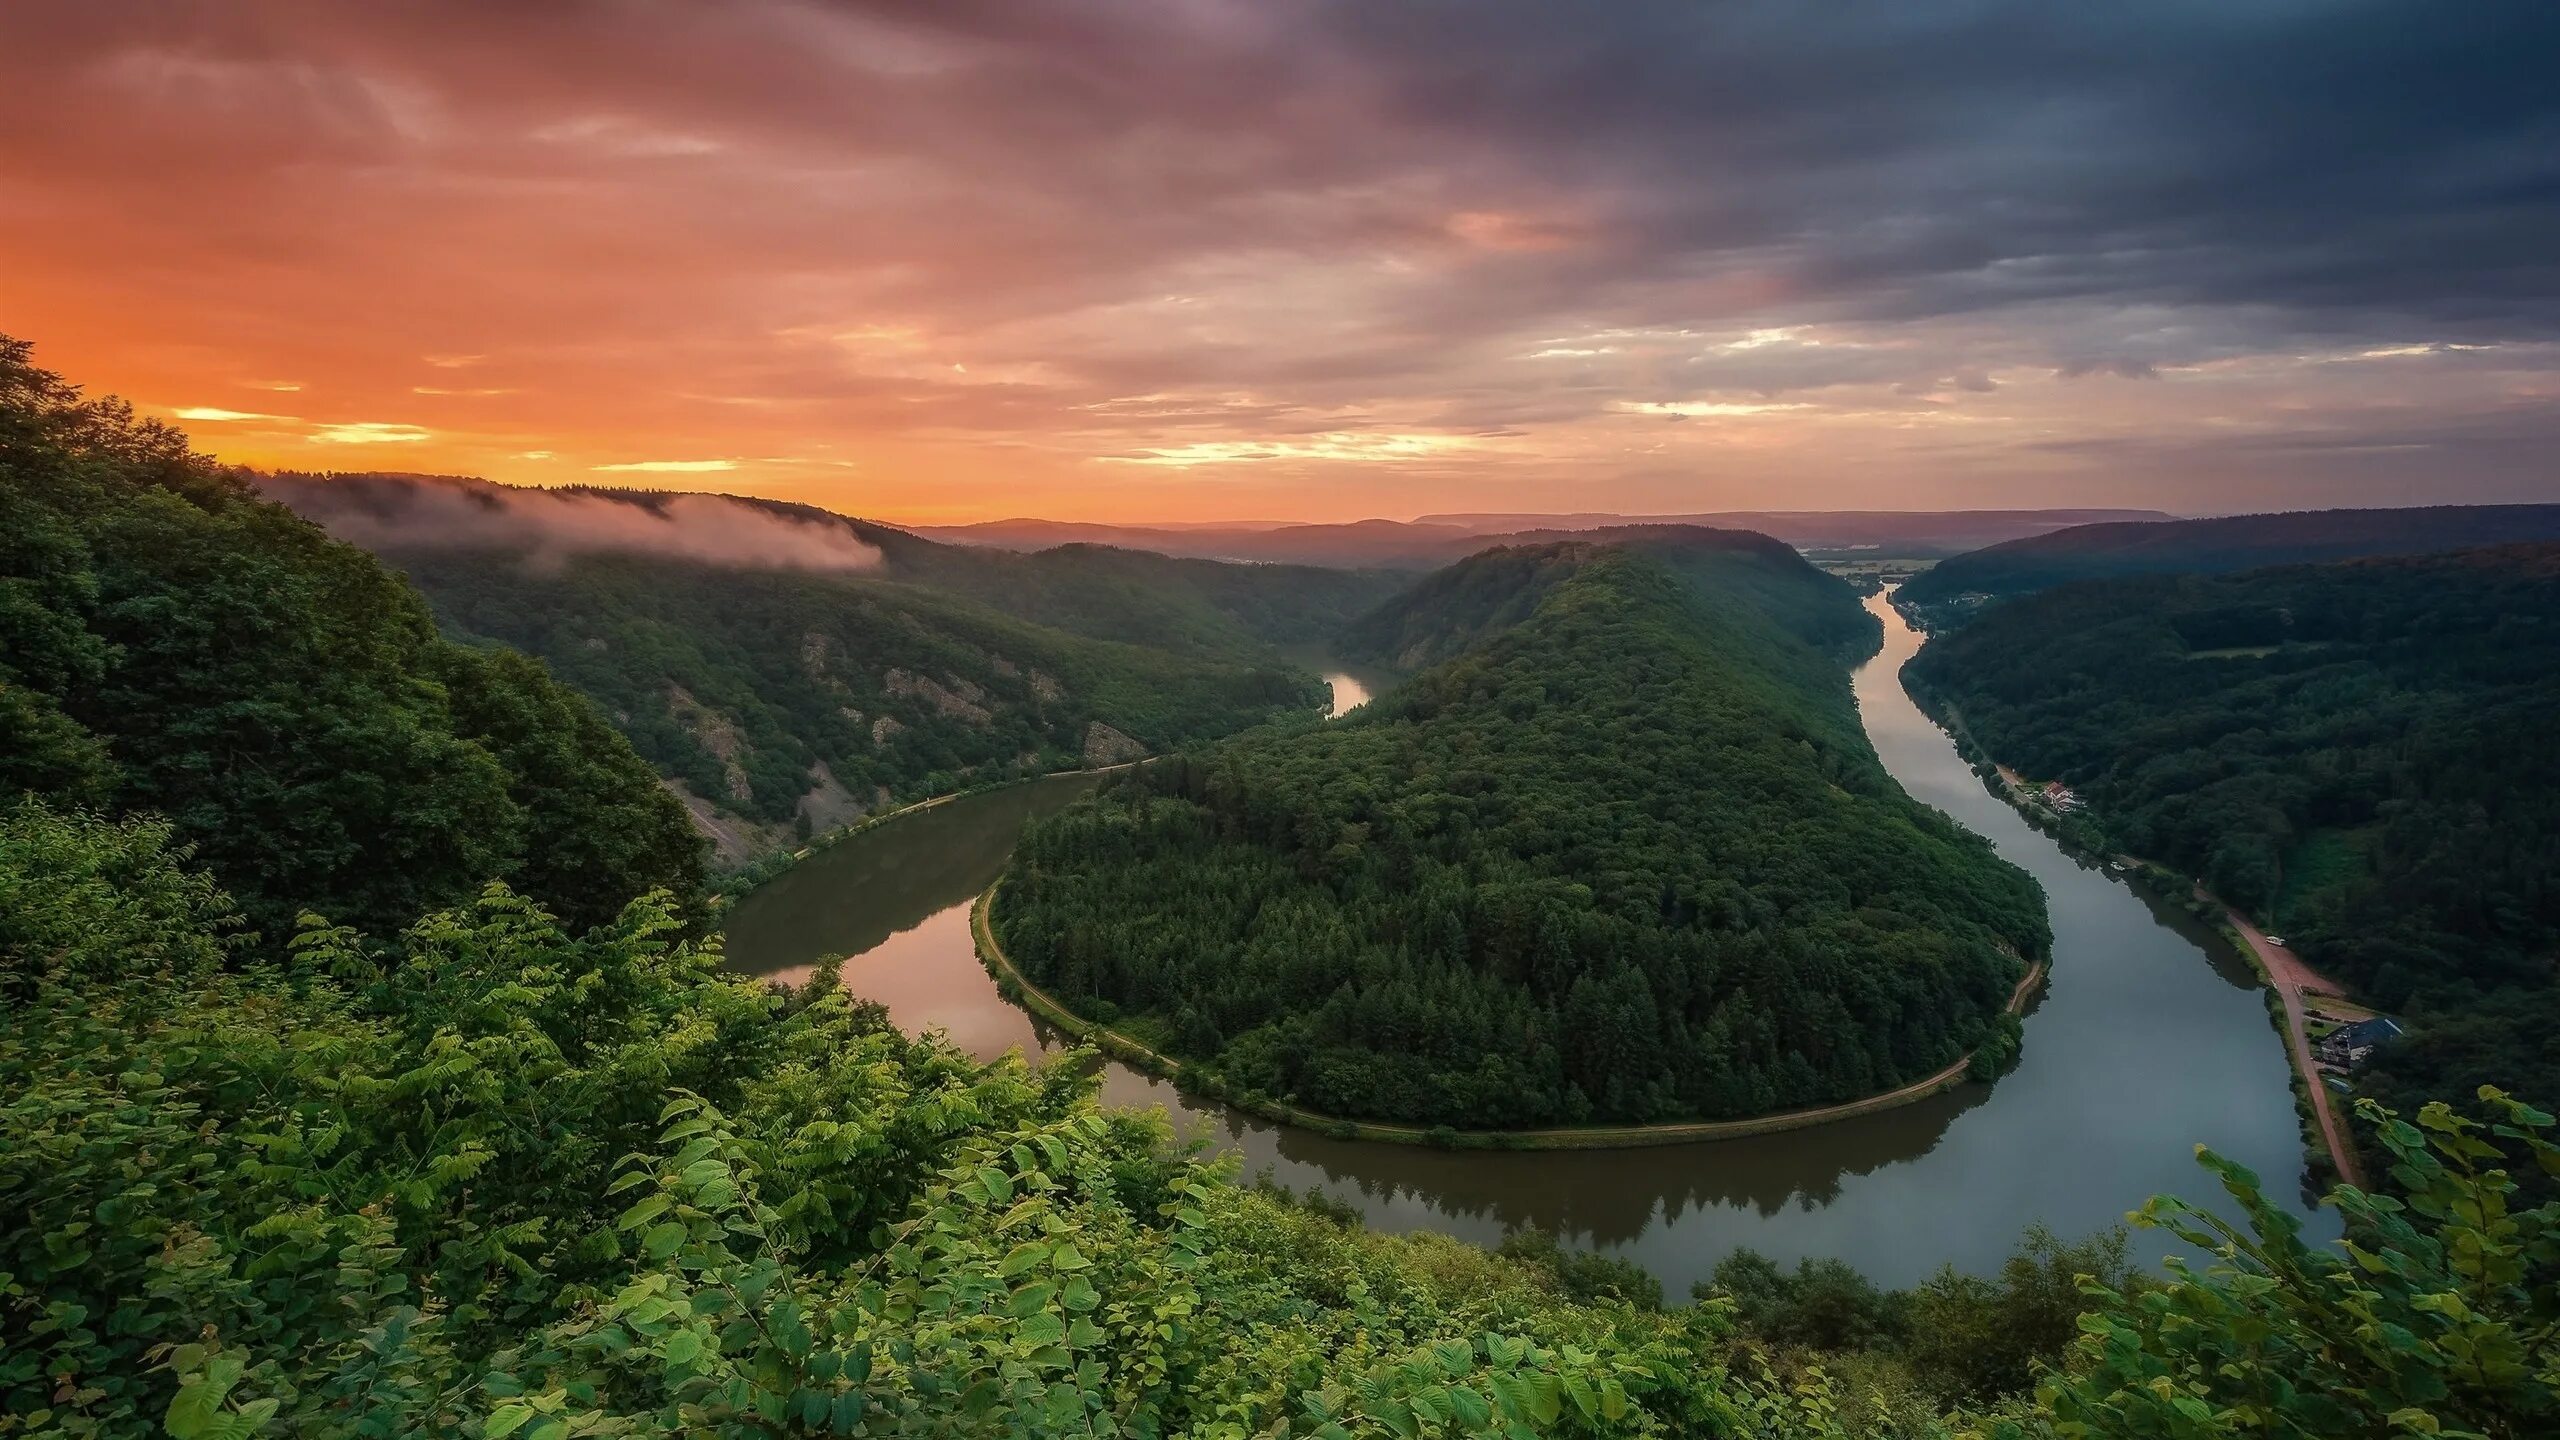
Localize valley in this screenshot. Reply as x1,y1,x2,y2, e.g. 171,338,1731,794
720,590,2334,1291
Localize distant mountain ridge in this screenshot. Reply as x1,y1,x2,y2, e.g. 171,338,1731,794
1897,504,2560,619
258,472,1404,865
1336,524,1868,673
915,508,2176,568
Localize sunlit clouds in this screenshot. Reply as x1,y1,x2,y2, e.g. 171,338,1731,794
3,1,2555,521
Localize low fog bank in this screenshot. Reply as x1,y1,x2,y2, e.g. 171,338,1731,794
259,473,883,573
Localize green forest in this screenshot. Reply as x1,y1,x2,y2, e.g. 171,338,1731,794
1904,546,2560,1171
7,334,2560,1437
260,473,1400,864
0,338,702,939
994,539,2050,1128
1895,505,2560,625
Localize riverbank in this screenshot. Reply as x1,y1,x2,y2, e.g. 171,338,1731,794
706,759,1146,912
1900,672,2361,1189
972,879,2046,1151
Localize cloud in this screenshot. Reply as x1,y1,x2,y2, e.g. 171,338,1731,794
173,406,296,423
8,0,2558,517
310,421,432,444
591,458,739,472
266,475,884,572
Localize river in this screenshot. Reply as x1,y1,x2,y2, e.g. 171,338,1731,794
722,599,2334,1290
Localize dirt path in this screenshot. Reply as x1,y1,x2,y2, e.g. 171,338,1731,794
973,882,2046,1151
2218,900,2365,1189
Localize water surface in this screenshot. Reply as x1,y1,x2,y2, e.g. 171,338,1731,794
723,592,2333,1288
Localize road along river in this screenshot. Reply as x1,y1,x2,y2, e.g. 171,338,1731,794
723,604,2334,1291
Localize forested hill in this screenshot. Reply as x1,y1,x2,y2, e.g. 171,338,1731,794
1337,525,1876,673
1897,504,2560,623
261,473,1400,863
996,538,2048,1128
1904,544,2560,1161
262,473,1405,661
0,336,701,939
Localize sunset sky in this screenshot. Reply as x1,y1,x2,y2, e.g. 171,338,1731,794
5,2,2556,523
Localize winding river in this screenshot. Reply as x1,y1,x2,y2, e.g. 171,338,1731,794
723,593,2334,1290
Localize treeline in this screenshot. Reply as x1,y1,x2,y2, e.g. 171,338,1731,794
262,473,1400,859
0,336,699,937
1905,546,2560,1161
997,541,2047,1128
1896,503,2560,623
389,549,1327,836
7,333,2557,1438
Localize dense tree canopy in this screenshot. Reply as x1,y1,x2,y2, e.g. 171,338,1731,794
0,336,700,936
6,339,2556,1440
8,800,2553,1438
997,540,2048,1128
1895,504,2560,624
260,473,1397,860
1905,546,2560,1170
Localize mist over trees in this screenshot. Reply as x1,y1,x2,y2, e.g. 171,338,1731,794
0,336,701,936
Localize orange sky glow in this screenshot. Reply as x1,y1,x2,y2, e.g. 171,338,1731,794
4,3,2554,524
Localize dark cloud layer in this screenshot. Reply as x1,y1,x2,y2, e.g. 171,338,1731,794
1,0,2553,517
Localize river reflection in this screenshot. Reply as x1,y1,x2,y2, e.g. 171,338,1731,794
722,591,2335,1290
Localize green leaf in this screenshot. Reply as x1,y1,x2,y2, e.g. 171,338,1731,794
483,1404,536,1440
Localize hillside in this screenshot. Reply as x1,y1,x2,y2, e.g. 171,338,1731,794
1897,504,2560,622
261,473,1401,863
0,337,700,937
1904,544,2560,1161
993,537,2047,1128
920,507,2169,569
1335,525,1878,672
9,335,2557,1440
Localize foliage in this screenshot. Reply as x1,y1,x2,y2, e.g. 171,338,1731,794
998,540,2047,1128
1896,505,2560,622
1905,546,2560,1179
0,335,701,937
1498,1231,1667,1312
258,473,1401,855
1701,1228,2137,1407
0,799,1882,1440
2018,1089,2560,1438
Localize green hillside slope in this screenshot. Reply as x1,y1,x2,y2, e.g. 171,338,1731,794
260,474,1401,863
1897,504,2560,625
0,337,700,937
1904,544,2560,1162
994,537,2046,1128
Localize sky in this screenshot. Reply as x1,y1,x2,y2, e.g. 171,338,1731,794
4,1,2556,524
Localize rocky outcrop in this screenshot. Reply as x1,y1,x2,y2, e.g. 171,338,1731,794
795,759,868,833
871,714,905,745
883,668,993,726
661,778,766,869
1081,721,1147,767
665,684,753,803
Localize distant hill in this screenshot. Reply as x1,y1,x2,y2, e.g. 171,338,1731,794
993,531,2046,1129
1336,525,1874,672
261,473,1402,864
1897,505,2560,621
1904,542,2560,1172
916,508,2172,569
0,342,702,938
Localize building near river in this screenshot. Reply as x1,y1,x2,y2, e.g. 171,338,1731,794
2316,1016,2403,1069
